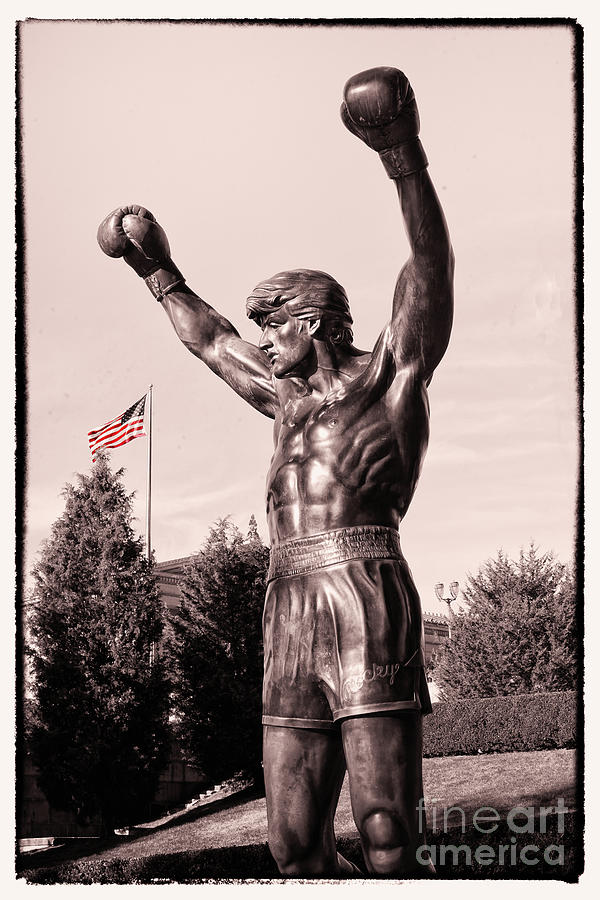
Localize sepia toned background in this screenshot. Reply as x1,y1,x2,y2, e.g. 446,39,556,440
19,20,577,612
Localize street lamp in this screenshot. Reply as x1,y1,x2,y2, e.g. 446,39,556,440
434,581,459,640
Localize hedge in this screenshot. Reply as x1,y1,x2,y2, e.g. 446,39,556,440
422,690,577,757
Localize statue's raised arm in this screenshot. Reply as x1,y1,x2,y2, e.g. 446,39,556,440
96,205,278,418
341,67,454,384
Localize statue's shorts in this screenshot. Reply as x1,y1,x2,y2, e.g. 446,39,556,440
262,525,432,730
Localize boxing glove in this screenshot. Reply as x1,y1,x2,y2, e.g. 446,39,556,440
341,67,428,178
97,205,185,301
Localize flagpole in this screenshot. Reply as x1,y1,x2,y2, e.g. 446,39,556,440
146,385,156,668
146,384,153,562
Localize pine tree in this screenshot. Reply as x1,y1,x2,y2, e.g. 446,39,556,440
25,454,170,834
165,517,269,785
432,544,577,701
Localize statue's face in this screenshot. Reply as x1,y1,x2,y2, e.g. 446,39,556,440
259,304,318,379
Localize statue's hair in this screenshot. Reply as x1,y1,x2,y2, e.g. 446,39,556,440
246,269,354,346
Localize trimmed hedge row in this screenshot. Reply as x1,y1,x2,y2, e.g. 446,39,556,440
422,690,577,757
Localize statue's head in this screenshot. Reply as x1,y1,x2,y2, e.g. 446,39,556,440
246,269,353,378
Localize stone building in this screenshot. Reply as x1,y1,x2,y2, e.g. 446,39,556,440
421,612,451,666
155,556,191,610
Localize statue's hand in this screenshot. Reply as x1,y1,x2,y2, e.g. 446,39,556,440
341,67,427,177
97,205,174,278
97,205,185,300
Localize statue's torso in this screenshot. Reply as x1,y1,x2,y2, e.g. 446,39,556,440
266,347,430,545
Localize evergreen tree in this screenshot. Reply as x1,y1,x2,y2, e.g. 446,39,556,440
165,517,269,785
432,544,577,701
26,455,170,834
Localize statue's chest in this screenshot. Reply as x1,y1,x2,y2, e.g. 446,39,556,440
271,394,394,481
277,394,355,455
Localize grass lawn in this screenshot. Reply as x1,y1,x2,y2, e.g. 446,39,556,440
18,748,581,883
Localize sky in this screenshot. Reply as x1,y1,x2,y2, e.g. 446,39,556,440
18,19,579,615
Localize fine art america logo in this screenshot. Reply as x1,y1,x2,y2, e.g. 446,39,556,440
416,798,568,868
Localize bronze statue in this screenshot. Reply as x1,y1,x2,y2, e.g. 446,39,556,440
98,67,454,877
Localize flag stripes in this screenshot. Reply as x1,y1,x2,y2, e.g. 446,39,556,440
88,394,147,461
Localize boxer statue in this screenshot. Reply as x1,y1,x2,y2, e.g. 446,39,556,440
98,67,454,877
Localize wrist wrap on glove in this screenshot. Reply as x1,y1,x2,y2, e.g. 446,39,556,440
341,66,429,179
144,268,185,302
378,140,428,178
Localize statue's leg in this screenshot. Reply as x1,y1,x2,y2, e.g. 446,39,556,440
263,724,355,876
341,713,432,876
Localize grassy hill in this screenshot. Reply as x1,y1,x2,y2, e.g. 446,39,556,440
18,748,581,883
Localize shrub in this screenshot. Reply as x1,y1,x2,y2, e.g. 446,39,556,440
423,690,577,757
25,456,170,834
432,546,577,701
164,518,268,784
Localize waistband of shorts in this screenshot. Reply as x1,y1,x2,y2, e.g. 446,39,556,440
268,525,402,581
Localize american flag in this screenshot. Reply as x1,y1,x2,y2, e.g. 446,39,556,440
88,394,147,461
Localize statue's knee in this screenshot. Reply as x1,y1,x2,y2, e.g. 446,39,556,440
361,809,409,851
360,809,417,874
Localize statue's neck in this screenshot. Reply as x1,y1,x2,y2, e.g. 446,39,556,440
275,345,368,402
